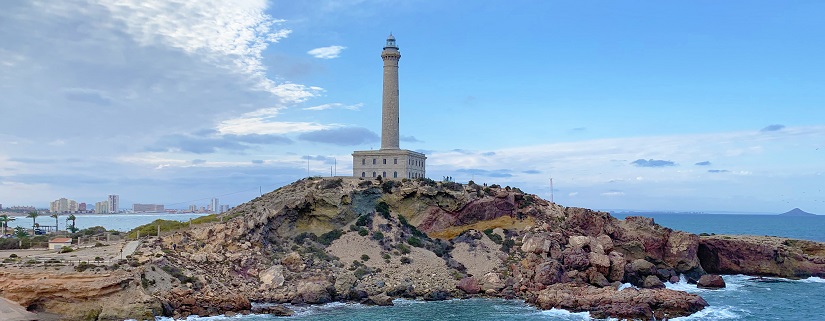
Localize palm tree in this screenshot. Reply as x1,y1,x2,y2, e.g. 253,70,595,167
26,211,39,233
50,213,59,232
0,214,14,235
66,214,78,233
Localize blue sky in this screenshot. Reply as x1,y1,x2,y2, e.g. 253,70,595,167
1,0,823,213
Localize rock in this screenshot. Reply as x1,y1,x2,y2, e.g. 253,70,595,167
607,252,625,282
334,273,357,297
251,304,295,316
457,277,481,294
626,259,656,275
697,274,726,289
259,265,285,287
669,275,681,284
596,234,614,253
642,275,665,289
480,272,505,291
423,290,450,301
586,268,611,287
698,235,825,279
568,236,591,250
562,248,590,271
533,283,707,320
534,261,564,285
665,231,702,273
366,293,394,306
588,252,611,275
281,252,305,272
296,281,331,304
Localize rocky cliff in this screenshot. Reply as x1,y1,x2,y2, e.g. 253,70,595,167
3,177,824,320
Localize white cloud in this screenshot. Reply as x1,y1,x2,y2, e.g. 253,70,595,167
307,45,346,59
218,119,331,135
601,191,625,197
568,192,579,197
303,103,362,111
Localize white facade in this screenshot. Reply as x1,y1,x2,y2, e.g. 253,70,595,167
50,198,78,213
210,198,219,213
95,200,109,214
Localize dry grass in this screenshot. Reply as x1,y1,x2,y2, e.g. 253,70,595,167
429,215,535,240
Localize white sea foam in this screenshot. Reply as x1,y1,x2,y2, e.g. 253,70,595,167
670,305,743,320
797,276,825,283
538,308,592,320
617,282,636,291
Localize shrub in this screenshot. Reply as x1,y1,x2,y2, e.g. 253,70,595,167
9,253,18,258
361,254,370,261
358,228,369,236
294,232,318,245
400,256,412,264
318,229,343,246
381,181,396,194
372,231,384,240
397,243,411,254
354,267,370,279
59,246,74,253
407,237,423,248
483,229,503,244
94,242,105,247
375,202,391,219
356,215,372,227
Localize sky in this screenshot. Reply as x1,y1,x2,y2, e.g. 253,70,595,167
1,0,823,214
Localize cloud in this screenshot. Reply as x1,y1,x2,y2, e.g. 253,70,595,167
695,161,711,166
601,191,625,197
481,152,496,156
401,135,423,143
572,127,586,132
303,103,362,111
151,133,292,154
298,127,379,146
631,159,676,167
191,159,206,165
708,169,730,173
307,45,346,59
251,160,264,164
522,169,541,174
62,88,113,106
568,192,579,197
761,124,785,132
301,155,336,164
455,168,513,178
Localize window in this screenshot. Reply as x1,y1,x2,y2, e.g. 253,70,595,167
394,158,397,164
373,159,376,165
383,159,387,164
383,171,386,178
361,172,365,177
362,159,365,165
393,171,397,178
373,172,376,177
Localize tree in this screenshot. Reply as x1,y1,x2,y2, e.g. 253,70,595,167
26,211,39,232
0,214,14,235
66,214,78,233
50,213,59,232
14,226,28,238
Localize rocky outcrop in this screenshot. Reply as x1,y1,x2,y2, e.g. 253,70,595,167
698,235,825,278
531,283,708,320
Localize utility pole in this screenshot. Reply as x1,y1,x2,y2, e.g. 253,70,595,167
550,177,554,203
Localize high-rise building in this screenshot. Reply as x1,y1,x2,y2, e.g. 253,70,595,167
78,203,87,212
210,198,219,214
352,34,427,180
95,200,109,214
50,198,79,213
219,204,230,213
188,205,197,213
108,194,119,213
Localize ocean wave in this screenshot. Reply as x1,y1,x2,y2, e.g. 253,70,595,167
798,276,825,283
617,282,636,291
286,301,364,317
538,308,592,320
670,305,744,320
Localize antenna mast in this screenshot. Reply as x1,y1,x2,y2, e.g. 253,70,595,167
550,177,554,203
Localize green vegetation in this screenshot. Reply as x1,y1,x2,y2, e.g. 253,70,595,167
356,214,372,227
318,229,343,246
483,228,503,244
358,228,369,236
160,264,198,285
372,231,384,240
126,215,220,239
294,232,318,245
400,256,412,264
375,201,391,219
397,243,411,254
59,246,73,253
406,236,423,247
360,254,370,261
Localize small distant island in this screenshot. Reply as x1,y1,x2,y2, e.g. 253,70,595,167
779,208,817,216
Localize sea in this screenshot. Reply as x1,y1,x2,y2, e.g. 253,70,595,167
10,212,824,320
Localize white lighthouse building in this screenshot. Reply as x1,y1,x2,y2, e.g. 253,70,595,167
352,35,427,180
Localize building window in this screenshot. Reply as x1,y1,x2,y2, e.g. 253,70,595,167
361,172,366,177
383,171,386,178
394,171,397,178
362,159,365,165
373,172,376,177
373,159,376,165
394,158,397,164
383,159,387,164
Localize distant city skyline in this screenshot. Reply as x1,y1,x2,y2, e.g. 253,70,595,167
1,1,823,213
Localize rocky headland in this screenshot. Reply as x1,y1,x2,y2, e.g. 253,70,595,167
2,177,824,320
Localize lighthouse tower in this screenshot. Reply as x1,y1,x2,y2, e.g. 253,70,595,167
352,34,427,180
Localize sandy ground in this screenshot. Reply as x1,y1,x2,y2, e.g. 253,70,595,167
0,240,142,272
0,297,59,321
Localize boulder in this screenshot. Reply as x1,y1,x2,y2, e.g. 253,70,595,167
642,275,665,289
568,236,591,250
366,293,394,306
296,281,331,304
589,252,611,275
534,260,564,285
456,277,481,294
596,234,614,253
259,265,285,287
626,259,656,275
696,274,726,289
251,305,294,316
562,248,590,271
281,252,305,272
607,252,625,282
481,272,505,291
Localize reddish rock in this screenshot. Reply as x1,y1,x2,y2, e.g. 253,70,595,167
697,274,726,289
642,275,665,289
698,236,825,279
534,261,564,285
589,252,611,275
457,277,481,294
562,248,590,271
607,252,625,282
